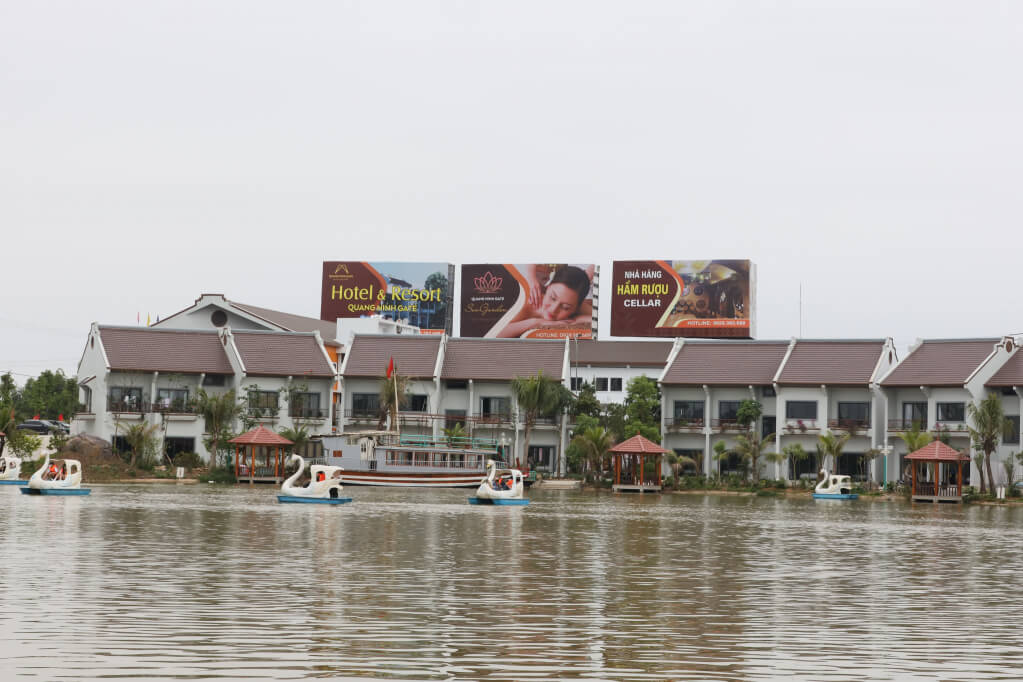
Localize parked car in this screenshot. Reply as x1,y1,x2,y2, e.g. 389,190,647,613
17,419,57,434
51,421,70,434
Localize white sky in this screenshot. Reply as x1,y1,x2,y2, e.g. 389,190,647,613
2,1,1022,381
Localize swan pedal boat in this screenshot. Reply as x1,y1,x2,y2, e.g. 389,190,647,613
20,452,91,495
469,460,529,506
277,454,352,505
813,469,858,500
0,453,27,485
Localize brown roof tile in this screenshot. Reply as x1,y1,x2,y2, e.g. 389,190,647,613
442,338,565,381
662,341,789,385
99,327,233,374
571,340,672,367
229,426,294,445
881,339,997,387
986,350,1023,387
233,301,341,346
343,335,442,378
233,331,334,378
610,434,670,454
905,440,970,461
777,340,886,386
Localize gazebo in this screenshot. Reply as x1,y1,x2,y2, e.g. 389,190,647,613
229,426,294,484
905,440,971,504
610,435,669,493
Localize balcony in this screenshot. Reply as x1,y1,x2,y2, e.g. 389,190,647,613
345,409,380,424
107,397,145,414
888,419,927,432
289,407,327,421
665,417,705,433
781,419,821,434
247,407,280,422
473,412,513,427
933,422,970,437
711,418,745,432
828,419,871,434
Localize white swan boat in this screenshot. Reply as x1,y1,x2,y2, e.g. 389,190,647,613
0,432,26,485
469,459,529,506
21,452,91,496
278,454,352,504
813,469,858,500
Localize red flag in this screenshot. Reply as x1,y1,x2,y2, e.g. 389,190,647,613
58,414,64,422
386,357,394,379
33,414,40,420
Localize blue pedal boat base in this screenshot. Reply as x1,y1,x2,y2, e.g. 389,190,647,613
812,493,859,500
20,488,92,496
277,495,353,504
0,480,29,485
468,497,530,505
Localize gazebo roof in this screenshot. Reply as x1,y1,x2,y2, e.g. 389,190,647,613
229,426,294,446
905,440,971,462
610,435,670,455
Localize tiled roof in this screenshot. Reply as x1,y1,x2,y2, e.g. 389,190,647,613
777,340,886,386
442,338,565,381
610,434,670,454
571,340,672,367
233,331,334,378
986,350,1023,387
232,301,341,346
881,339,997,387
343,335,442,378
662,341,789,385
905,441,970,461
99,327,233,374
229,426,294,446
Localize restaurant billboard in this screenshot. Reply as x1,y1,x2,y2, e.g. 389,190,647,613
320,261,454,334
609,260,754,338
459,263,598,339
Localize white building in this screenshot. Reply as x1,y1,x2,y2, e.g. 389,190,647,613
568,340,673,403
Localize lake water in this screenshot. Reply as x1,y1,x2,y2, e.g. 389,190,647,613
2,484,1022,681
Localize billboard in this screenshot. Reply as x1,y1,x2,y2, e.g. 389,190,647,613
459,263,598,339
321,262,454,333
609,260,754,338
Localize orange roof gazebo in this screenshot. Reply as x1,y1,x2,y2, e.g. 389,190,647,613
610,435,670,493
904,440,971,504
229,426,294,484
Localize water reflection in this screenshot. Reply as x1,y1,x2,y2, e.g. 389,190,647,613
2,485,1022,680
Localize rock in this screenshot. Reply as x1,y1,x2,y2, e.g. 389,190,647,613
66,434,115,459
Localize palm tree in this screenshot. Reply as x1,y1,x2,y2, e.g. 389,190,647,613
511,371,573,475
278,424,310,457
779,443,809,482
378,374,410,431
118,421,160,468
570,425,613,483
733,432,775,483
968,393,1006,496
817,432,851,474
443,422,468,447
896,424,933,486
195,388,245,468
712,440,730,476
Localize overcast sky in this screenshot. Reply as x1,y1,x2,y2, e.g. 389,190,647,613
2,2,1021,381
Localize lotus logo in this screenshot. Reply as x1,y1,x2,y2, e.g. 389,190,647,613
474,271,503,294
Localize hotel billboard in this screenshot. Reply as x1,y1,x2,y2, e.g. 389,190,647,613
609,260,755,338
320,262,454,334
459,263,598,339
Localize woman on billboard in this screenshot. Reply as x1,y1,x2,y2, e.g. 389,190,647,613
495,264,594,338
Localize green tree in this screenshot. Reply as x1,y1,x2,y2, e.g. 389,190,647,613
602,402,627,441
665,450,697,484
897,424,933,483
0,374,19,419
570,425,613,483
733,432,775,482
712,440,730,475
443,421,468,447
736,399,762,432
817,432,851,474
19,370,82,422
968,393,1006,496
511,370,573,475
778,443,809,481
278,424,310,456
378,372,410,431
571,382,601,419
117,421,161,468
622,376,661,444
195,388,245,468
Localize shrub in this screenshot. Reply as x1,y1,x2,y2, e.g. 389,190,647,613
199,468,237,484
172,452,202,471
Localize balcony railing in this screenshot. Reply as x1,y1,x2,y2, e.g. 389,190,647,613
289,407,327,419
475,412,513,426
828,419,870,432
781,419,820,433
912,482,963,498
107,398,145,414
108,399,198,415
888,419,927,432
665,417,705,432
345,409,379,422
933,421,970,434
711,418,744,432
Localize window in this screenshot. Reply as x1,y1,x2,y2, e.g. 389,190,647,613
937,402,965,422
446,380,468,390
352,393,379,417
1006,415,1021,445
480,397,510,417
673,400,704,420
837,402,870,425
445,409,466,428
718,401,740,420
156,388,189,410
81,385,92,412
203,374,226,387
761,386,776,397
570,377,583,391
248,390,279,415
528,445,555,472
109,386,143,409
610,378,623,392
164,437,196,459
902,402,927,426
785,401,817,420
762,416,776,439
595,377,609,391
290,392,321,418
409,394,428,412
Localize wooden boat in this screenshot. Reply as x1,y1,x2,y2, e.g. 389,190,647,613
813,469,858,500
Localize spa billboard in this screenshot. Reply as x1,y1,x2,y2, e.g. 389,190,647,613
320,261,454,333
609,260,755,338
459,263,598,339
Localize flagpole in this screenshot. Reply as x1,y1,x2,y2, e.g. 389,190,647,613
393,370,400,436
